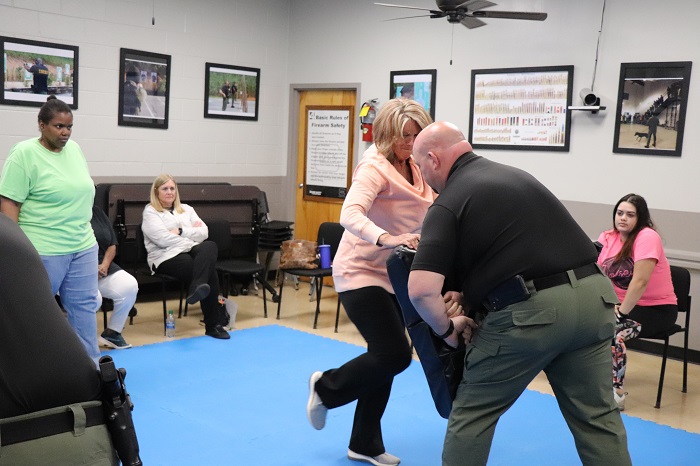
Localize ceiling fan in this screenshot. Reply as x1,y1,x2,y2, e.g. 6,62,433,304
375,0,548,29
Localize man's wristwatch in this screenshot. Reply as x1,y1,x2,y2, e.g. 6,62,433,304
435,319,454,340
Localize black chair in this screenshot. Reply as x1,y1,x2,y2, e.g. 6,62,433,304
135,228,188,335
99,298,137,329
257,191,294,282
276,222,344,331
56,296,136,330
206,216,277,319
640,265,691,408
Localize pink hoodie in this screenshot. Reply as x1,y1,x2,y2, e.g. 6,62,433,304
332,145,437,294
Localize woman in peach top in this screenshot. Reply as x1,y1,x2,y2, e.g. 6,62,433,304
305,99,441,466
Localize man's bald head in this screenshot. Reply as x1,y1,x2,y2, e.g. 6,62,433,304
415,121,469,155
413,121,473,193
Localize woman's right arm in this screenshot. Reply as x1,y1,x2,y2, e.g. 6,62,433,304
340,165,420,249
0,196,21,223
616,229,663,316
340,165,385,243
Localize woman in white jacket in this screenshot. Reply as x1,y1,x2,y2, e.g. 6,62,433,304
142,174,230,339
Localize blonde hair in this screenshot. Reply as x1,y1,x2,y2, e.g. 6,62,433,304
373,98,433,164
149,174,184,213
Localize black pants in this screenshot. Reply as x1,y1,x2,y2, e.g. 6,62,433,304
314,286,412,456
629,303,678,338
156,241,224,328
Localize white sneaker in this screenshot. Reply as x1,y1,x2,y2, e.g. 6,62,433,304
614,390,627,411
307,371,327,430
348,449,400,466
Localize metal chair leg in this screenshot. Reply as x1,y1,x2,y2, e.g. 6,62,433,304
655,336,670,409
309,277,316,301
334,296,341,333
312,277,324,329
276,272,285,320
258,272,268,319
161,280,168,336
682,329,689,393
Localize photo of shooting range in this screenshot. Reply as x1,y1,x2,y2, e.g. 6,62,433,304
1,36,76,108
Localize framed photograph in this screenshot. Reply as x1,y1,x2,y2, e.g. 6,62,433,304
118,48,171,129
469,65,574,152
204,63,260,121
613,61,692,157
1,36,78,108
390,69,436,121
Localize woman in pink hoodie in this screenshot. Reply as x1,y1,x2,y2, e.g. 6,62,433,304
306,98,439,466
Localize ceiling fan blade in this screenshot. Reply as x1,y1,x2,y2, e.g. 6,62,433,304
471,10,547,21
375,2,441,14
454,0,496,12
381,13,442,22
461,16,487,29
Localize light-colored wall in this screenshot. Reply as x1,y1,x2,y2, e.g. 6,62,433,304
285,0,700,351
0,0,290,180
288,0,700,214
1,0,699,349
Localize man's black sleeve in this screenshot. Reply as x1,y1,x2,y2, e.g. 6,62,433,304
412,204,458,279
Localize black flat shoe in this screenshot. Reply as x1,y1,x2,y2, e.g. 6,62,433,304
187,284,211,305
205,325,230,340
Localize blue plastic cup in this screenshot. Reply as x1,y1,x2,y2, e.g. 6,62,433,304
319,244,331,268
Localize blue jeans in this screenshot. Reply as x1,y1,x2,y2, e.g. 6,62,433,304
42,244,101,362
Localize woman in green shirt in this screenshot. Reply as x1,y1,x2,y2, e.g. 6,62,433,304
0,96,100,362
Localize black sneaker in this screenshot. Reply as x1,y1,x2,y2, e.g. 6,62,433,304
205,325,230,340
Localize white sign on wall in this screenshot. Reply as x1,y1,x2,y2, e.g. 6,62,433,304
304,107,352,200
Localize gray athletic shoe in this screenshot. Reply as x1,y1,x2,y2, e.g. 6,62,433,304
348,449,400,466
306,371,327,430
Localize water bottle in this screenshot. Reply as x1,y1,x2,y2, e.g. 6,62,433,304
165,309,176,338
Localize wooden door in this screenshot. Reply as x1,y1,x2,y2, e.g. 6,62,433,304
294,89,356,242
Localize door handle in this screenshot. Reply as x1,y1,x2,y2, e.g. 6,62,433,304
298,183,304,189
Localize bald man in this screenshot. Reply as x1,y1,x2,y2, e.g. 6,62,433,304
408,122,632,466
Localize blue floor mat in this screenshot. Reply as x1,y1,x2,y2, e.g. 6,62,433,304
107,325,700,465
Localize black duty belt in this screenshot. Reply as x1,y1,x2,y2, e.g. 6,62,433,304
0,404,105,446
484,262,600,313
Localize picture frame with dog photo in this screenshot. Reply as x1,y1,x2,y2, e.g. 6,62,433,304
613,61,692,157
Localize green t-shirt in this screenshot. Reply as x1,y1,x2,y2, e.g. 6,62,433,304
0,138,96,255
